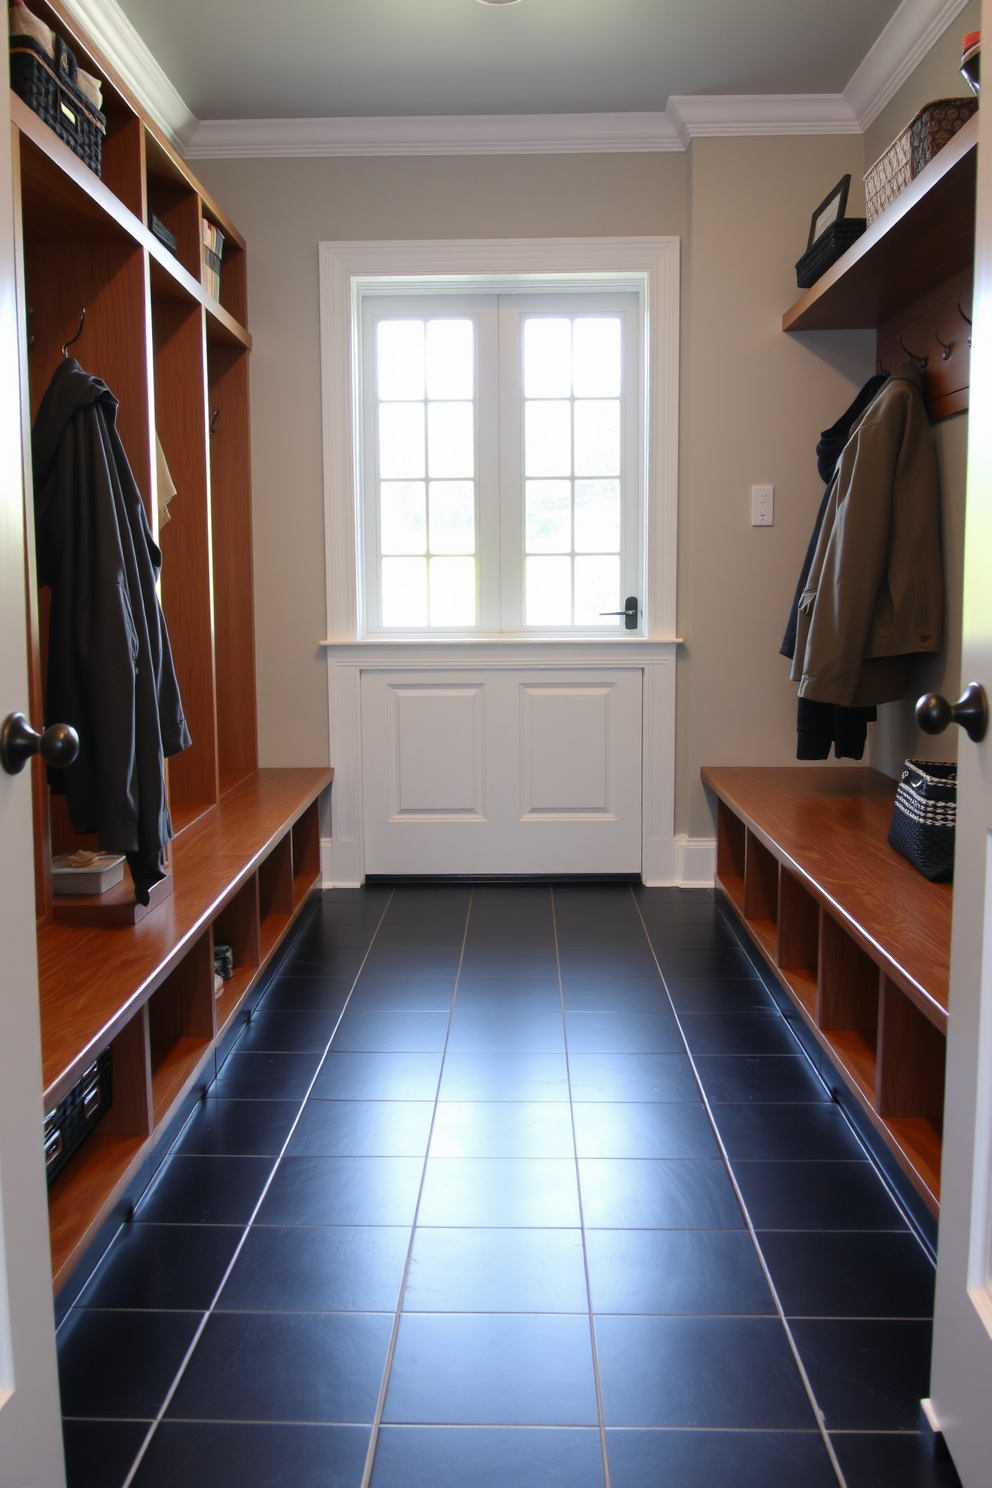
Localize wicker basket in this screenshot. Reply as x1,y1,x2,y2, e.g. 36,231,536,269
9,32,105,176
887,759,956,883
865,97,978,224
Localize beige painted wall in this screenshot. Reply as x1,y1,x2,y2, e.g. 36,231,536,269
679,134,873,839
195,152,687,771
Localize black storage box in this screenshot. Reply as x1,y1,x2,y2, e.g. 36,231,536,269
9,32,106,177
795,218,867,290
44,1047,112,1186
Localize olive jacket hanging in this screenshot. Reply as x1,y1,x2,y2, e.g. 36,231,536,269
32,357,191,903
790,359,943,708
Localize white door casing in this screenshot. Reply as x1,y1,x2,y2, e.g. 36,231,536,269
361,667,643,875
0,71,68,1487
930,16,992,1480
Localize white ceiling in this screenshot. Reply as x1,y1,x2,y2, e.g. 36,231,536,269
114,0,903,121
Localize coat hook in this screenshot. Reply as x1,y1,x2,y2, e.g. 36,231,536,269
62,307,86,358
934,329,953,361
957,298,973,346
897,332,928,372
209,408,220,436
876,356,890,376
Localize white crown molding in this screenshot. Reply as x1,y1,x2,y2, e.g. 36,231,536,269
59,0,194,146
844,0,972,130
183,111,684,159
665,94,859,143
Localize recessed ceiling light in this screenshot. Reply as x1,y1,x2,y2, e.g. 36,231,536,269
477,0,522,6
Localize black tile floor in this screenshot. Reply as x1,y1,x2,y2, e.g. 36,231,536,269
58,885,962,1488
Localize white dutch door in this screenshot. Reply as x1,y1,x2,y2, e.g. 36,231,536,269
930,36,992,1486
358,282,646,876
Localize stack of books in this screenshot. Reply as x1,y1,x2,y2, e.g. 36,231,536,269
202,218,225,299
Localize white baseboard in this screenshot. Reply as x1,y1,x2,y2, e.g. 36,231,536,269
322,834,717,890
643,835,716,889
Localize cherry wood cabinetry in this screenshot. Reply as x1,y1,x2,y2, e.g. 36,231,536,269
10,1,331,1289
703,767,951,1216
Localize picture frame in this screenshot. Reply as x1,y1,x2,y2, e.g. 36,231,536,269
807,174,851,250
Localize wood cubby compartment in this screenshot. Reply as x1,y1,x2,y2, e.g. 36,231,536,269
259,833,294,962
212,875,262,1036
716,802,746,913
148,931,214,1126
292,800,322,909
145,131,202,283
703,767,951,1216
777,868,819,1018
743,830,778,958
818,912,880,1103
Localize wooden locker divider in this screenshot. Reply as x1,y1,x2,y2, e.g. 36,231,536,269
208,341,257,795
776,868,819,1018
148,931,214,1125
212,873,262,1036
259,834,294,961
153,296,219,827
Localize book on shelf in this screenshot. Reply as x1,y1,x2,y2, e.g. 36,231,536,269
201,218,225,300
51,851,125,896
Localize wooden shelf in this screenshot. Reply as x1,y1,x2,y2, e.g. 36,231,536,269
150,1036,211,1126
13,94,251,350
39,767,332,1110
214,965,256,1039
783,113,978,333
704,766,951,1216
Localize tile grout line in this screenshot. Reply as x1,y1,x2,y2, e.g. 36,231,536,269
115,889,398,1488
358,888,475,1488
628,888,850,1488
551,885,613,1488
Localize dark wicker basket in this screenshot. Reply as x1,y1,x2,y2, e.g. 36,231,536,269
796,218,867,290
887,759,956,883
10,32,105,177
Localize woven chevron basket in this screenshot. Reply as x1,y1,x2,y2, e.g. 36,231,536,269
887,759,956,883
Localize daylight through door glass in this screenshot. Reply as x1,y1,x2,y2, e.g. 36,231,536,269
523,316,622,627
377,317,477,627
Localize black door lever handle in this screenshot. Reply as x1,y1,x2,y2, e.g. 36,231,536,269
600,596,639,630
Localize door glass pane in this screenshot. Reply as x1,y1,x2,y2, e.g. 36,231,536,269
574,554,620,626
428,402,474,479
524,318,572,398
574,479,620,553
382,556,428,627
377,320,425,401
573,318,621,398
574,400,620,477
526,480,571,553
427,319,474,400
381,481,427,554
379,403,425,479
429,481,475,554
526,555,571,626
525,401,571,478
430,556,476,626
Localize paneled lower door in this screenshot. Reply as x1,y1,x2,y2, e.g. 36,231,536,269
360,669,642,874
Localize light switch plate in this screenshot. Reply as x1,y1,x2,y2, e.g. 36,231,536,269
751,484,774,526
